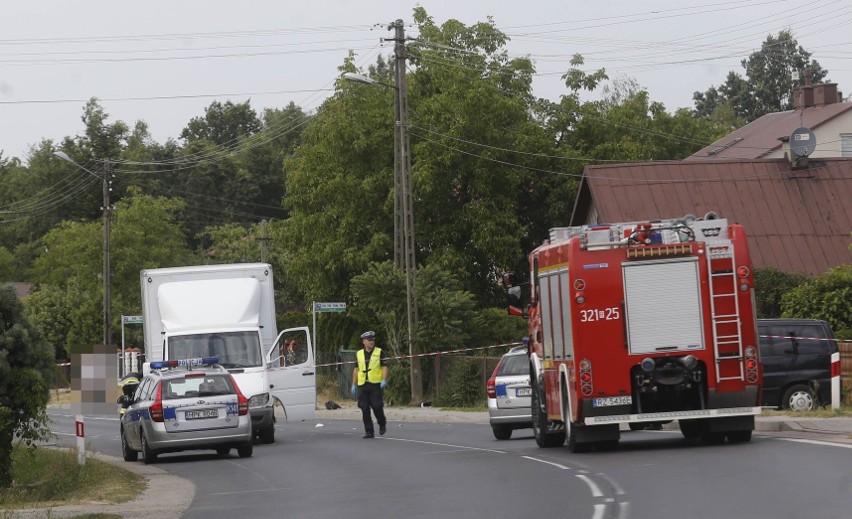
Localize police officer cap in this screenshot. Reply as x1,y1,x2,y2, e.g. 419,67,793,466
360,330,376,340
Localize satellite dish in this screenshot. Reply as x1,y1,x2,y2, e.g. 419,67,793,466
789,127,817,158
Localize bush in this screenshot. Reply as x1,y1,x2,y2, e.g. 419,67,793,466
433,357,485,408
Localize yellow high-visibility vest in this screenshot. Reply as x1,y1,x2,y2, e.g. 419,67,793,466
356,347,384,385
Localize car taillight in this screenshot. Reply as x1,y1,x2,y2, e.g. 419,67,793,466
150,381,164,422
486,363,500,399
231,375,249,416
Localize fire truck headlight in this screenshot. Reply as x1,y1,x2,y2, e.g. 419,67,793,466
681,355,698,370
575,292,585,304
579,359,591,371
640,357,655,373
739,282,750,291
744,346,756,358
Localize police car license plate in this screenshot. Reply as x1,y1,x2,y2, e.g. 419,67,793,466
185,409,218,420
516,388,531,397
592,396,632,407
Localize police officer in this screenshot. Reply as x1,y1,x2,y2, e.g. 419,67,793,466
350,330,388,438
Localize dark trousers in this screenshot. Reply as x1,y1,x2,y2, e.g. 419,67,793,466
357,382,387,434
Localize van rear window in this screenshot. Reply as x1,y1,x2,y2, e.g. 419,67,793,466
758,324,830,356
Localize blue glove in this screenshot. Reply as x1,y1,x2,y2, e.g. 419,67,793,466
380,379,388,390
350,383,357,397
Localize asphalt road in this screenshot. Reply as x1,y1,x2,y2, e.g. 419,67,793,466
44,409,852,519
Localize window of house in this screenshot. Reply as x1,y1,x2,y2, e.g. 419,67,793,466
842,133,852,157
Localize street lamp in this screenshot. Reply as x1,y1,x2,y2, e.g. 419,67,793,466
54,151,112,351
343,23,422,402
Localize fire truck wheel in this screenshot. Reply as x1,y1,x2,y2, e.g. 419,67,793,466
492,425,512,440
628,422,645,431
726,430,752,443
782,384,816,411
532,383,565,448
678,419,703,439
701,431,726,445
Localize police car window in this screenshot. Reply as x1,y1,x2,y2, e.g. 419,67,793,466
499,355,528,376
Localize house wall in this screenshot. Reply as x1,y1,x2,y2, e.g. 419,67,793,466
769,114,852,159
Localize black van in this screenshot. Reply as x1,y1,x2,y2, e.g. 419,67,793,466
756,319,839,411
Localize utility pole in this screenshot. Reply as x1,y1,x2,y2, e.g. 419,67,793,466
389,18,422,403
102,159,112,350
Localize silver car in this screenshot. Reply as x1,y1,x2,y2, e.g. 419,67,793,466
118,358,253,464
487,346,532,440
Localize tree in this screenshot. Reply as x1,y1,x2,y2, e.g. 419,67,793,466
0,286,54,488
781,265,852,338
693,30,828,122
753,267,808,319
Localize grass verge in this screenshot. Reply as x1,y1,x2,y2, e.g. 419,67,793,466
0,445,142,511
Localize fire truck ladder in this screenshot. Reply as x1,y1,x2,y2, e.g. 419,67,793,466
707,241,744,381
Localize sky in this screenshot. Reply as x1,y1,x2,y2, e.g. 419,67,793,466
1,0,850,162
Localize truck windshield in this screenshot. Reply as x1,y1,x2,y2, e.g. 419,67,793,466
167,331,263,368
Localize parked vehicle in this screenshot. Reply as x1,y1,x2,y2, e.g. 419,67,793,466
487,345,532,440
141,263,316,444
118,357,253,464
506,213,762,452
757,319,839,411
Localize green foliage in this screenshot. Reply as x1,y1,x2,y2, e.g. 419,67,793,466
384,361,411,406
753,267,809,318
693,30,828,122
0,286,53,488
780,265,852,334
0,247,12,281
433,357,484,408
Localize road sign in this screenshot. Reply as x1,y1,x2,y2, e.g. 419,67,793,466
122,315,143,324
314,302,346,313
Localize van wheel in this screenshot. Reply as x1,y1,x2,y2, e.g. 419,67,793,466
259,425,275,444
492,425,512,440
782,385,815,411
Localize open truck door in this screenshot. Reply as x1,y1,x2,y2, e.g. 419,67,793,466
266,326,316,421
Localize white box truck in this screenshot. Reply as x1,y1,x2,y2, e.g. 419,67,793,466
140,263,316,444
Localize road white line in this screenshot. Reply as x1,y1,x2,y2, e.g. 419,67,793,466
596,471,626,495
521,455,572,470
780,438,852,449
381,437,505,454
591,503,606,519
576,474,604,497
618,501,630,519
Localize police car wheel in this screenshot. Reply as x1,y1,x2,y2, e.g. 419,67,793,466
141,431,158,464
237,443,253,458
120,427,138,462
259,425,275,444
216,447,230,457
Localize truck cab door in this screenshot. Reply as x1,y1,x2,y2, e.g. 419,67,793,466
266,326,316,421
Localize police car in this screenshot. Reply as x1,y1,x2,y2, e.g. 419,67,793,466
486,345,532,440
118,357,253,464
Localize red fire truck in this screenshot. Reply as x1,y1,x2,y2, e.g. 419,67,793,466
506,213,762,452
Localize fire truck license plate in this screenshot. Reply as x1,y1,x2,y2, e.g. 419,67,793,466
592,396,632,407
185,409,218,420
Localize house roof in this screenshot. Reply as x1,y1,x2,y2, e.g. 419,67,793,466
686,102,852,160
569,158,852,276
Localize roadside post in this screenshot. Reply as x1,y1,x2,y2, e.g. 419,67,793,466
75,415,85,465
312,301,346,364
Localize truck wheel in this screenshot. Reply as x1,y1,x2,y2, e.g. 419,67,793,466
120,427,138,462
492,425,512,440
782,384,815,411
259,425,275,444
532,381,564,448
562,384,585,453
141,431,158,465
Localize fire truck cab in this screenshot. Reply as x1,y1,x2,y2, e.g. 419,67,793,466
508,213,762,452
